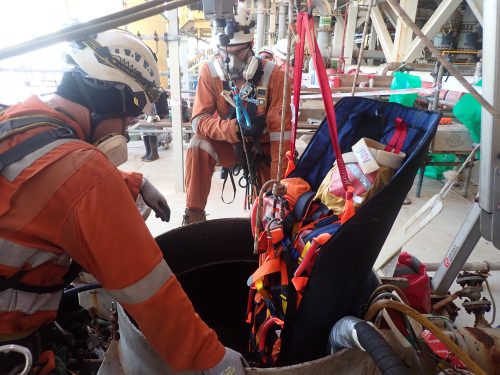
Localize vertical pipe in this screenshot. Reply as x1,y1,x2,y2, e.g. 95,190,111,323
331,14,345,57
430,63,445,111
180,38,189,92
343,3,358,66
255,0,266,53
166,8,185,193
317,17,333,65
278,2,287,40
479,0,500,244
268,1,276,46
351,0,374,96
367,23,376,65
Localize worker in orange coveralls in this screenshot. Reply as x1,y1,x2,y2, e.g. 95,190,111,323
0,29,245,375
183,1,292,224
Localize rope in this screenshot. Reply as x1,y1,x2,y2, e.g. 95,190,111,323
253,179,279,254
276,0,295,182
272,183,287,196
351,0,374,96
251,1,294,254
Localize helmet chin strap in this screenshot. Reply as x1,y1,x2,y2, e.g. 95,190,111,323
223,45,235,87
71,71,130,142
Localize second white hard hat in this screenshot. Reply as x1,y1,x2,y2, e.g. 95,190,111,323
273,38,292,61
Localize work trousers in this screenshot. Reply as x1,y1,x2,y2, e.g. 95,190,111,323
185,134,271,211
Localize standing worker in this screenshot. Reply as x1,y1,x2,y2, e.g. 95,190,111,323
258,46,274,62
184,1,292,224
0,29,245,374
141,90,169,162
273,38,295,81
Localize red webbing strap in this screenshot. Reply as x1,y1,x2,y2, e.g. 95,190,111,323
384,117,408,154
300,12,351,192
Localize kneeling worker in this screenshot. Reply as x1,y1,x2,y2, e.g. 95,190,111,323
184,1,292,224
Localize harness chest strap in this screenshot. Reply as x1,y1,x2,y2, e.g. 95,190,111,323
0,115,80,293
0,116,77,176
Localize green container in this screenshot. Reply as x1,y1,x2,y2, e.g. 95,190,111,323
319,16,332,28
453,80,482,145
389,72,422,107
424,154,456,180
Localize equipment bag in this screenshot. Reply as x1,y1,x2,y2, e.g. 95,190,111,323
278,98,440,366
247,10,441,367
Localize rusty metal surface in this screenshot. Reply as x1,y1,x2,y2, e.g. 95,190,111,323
246,350,379,375
458,327,500,375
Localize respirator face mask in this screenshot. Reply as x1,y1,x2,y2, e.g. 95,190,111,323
219,45,256,80
94,133,129,167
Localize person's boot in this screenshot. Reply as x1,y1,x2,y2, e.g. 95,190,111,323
145,135,159,161
141,135,151,160
182,208,207,225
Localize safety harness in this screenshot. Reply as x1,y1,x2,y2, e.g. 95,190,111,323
0,115,82,293
211,57,274,208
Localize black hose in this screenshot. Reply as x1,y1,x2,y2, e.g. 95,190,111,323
354,321,410,375
63,283,102,298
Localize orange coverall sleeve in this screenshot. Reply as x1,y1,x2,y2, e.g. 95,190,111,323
119,170,143,199
266,67,292,180
191,63,239,143
57,153,224,371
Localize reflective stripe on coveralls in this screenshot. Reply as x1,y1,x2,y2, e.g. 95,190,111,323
1,138,75,182
188,135,220,163
0,239,70,269
106,261,173,304
191,114,209,134
0,289,63,315
0,96,225,371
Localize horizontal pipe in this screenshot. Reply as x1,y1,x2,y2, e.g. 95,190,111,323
425,261,500,272
379,62,476,75
0,0,197,61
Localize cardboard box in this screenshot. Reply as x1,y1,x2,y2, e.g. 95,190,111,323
430,123,474,153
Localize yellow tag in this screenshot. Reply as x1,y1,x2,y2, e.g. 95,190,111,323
299,242,311,263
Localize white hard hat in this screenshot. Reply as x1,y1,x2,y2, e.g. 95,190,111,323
273,38,294,62
214,2,256,46
258,46,274,57
69,29,161,114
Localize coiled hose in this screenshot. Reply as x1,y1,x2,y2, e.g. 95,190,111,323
328,316,410,375
0,344,32,375
365,299,487,375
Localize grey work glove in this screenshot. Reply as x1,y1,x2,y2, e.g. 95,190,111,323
203,347,247,375
139,177,170,222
